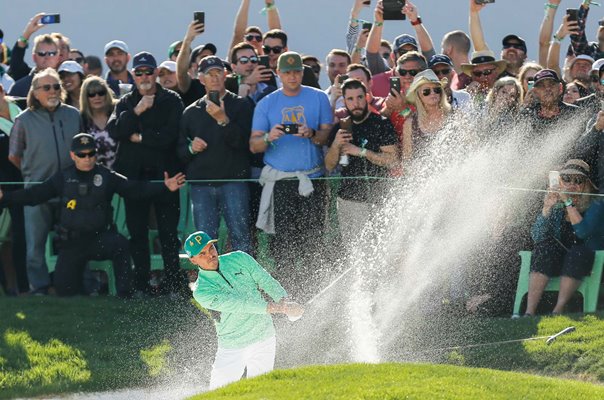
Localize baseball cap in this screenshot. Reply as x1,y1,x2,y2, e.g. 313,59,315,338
132,51,157,70
197,56,225,74
58,60,84,75
428,54,453,68
533,68,559,85
184,231,218,257
104,40,129,55
71,133,96,152
158,60,177,72
592,58,604,72
393,34,418,53
168,40,183,59
570,54,596,69
502,34,527,53
277,51,304,72
190,43,217,65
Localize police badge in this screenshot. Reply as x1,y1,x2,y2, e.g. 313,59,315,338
93,174,103,187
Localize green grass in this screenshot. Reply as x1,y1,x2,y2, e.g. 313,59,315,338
190,363,604,400
1,296,603,399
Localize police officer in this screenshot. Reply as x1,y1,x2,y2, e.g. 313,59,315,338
0,133,186,297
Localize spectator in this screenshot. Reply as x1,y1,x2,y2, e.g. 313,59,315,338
441,30,472,90
324,49,352,110
0,83,27,294
346,0,372,61
58,60,84,109
517,62,543,105
50,33,70,65
107,51,185,296
563,79,591,105
546,13,579,80
68,49,85,66
8,14,51,82
176,20,212,107
525,159,604,316
167,40,184,62
8,34,60,102
428,54,470,110
0,133,185,297
302,55,321,82
261,29,320,88
9,68,80,295
575,60,604,114
178,56,254,254
225,43,275,103
80,76,118,169
335,63,386,120
483,77,522,137
566,55,595,88
250,51,332,296
84,55,103,77
365,0,435,80
461,50,508,104
566,2,604,60
402,69,451,161
103,40,134,97
157,60,178,91
380,40,394,68
469,0,526,77
228,0,282,57
325,79,398,244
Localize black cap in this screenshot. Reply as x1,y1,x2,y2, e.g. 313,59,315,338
71,133,96,152
502,34,527,54
190,43,217,65
533,69,559,85
132,51,157,70
428,54,453,68
197,56,225,74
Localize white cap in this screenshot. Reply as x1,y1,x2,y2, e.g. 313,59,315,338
592,58,604,72
104,40,129,55
570,54,595,69
58,60,84,74
158,60,177,72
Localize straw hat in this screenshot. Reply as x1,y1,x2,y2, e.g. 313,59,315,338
406,69,445,104
559,159,598,190
460,50,508,77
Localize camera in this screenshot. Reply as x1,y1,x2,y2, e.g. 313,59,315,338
41,14,61,24
282,124,298,134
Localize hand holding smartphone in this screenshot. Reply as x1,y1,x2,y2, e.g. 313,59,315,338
549,171,560,189
390,77,401,94
208,91,220,106
258,55,270,69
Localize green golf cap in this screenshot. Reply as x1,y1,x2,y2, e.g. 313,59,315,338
184,231,218,257
277,51,303,72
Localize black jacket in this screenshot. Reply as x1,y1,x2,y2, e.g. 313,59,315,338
0,164,165,234
107,84,184,180
178,91,253,183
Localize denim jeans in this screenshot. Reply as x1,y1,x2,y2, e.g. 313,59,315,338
190,183,251,254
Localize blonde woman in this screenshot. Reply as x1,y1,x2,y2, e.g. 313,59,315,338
526,159,604,316
402,69,451,160
486,77,522,116
80,76,118,168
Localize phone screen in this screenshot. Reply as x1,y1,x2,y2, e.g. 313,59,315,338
193,11,205,24
208,91,220,106
566,8,579,22
258,56,270,68
390,77,401,93
41,14,61,24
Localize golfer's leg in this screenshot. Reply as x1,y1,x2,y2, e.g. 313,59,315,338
244,335,276,378
209,347,246,390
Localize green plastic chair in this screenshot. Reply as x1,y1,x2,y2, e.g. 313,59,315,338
512,250,604,317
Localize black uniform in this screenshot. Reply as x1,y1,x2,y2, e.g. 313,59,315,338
0,164,166,296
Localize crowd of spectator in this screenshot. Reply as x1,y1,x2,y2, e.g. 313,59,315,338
1,0,604,315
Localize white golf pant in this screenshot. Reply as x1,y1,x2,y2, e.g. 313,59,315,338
209,335,276,390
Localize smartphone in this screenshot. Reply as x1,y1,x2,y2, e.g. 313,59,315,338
194,11,205,25
282,124,298,134
549,171,560,189
362,22,373,31
566,8,579,22
340,117,353,131
258,55,270,68
475,0,495,4
208,90,220,106
40,14,61,24
390,77,401,93
363,0,371,5
383,0,406,21
338,74,349,85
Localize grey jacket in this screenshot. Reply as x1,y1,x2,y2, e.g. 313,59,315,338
9,104,80,187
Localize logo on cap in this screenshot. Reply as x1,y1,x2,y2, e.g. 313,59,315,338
80,137,90,145
287,56,296,65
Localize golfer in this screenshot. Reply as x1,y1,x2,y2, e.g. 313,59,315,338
184,231,304,389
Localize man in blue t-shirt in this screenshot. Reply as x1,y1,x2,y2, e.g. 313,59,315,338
250,51,333,298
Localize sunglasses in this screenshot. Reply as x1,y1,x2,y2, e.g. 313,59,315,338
398,69,420,77
262,45,284,54
237,56,259,65
75,150,97,158
245,34,263,42
36,83,61,92
36,50,58,58
87,89,108,98
560,175,586,185
472,69,495,77
503,43,525,51
421,87,443,96
134,69,155,76
382,52,391,59
433,68,451,76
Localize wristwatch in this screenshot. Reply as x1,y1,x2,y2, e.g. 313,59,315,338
564,198,574,207
218,119,229,127
410,16,422,26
